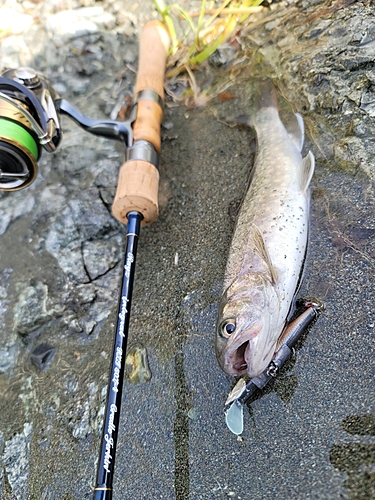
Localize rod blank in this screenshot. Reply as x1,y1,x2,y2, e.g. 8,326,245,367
93,211,142,499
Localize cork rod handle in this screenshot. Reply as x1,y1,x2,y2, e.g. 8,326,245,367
112,21,170,226
133,20,170,152
134,20,170,101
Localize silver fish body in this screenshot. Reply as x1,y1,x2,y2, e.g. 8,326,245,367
215,83,315,378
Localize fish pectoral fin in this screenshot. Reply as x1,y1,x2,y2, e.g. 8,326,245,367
298,151,315,194
251,224,277,285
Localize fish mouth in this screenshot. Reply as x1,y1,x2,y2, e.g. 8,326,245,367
231,340,249,373
224,329,276,378
223,323,261,376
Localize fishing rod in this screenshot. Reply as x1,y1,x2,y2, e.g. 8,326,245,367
0,20,170,499
93,22,170,499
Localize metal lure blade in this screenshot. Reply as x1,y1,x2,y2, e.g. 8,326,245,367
225,399,244,435
225,378,247,406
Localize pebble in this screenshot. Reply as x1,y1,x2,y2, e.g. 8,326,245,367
162,121,174,130
125,345,152,384
30,343,56,371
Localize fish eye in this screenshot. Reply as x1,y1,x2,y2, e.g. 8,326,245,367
220,319,236,338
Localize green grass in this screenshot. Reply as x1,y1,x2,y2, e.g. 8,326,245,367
153,0,264,74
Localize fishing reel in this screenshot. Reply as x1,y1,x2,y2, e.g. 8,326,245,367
0,67,133,191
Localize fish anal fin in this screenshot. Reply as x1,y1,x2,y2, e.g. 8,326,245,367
251,224,277,284
298,151,315,194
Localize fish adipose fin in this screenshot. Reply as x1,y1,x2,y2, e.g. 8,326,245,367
298,151,315,194
251,224,277,284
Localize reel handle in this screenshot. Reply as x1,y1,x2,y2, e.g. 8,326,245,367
112,21,170,226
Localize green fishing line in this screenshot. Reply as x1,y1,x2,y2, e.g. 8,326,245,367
0,118,38,159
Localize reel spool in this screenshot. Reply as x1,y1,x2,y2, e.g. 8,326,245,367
0,67,61,192
0,95,39,191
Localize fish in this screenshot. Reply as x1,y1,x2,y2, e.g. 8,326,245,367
215,81,315,379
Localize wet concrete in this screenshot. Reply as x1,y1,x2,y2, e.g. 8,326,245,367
0,0,374,498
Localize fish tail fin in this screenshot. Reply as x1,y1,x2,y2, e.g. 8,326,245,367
230,80,306,153
251,79,306,152
252,79,279,114
230,80,278,128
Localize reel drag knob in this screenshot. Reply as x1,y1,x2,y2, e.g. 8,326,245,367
13,67,41,88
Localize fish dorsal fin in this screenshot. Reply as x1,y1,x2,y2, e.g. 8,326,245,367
251,224,277,284
298,151,315,194
282,112,305,152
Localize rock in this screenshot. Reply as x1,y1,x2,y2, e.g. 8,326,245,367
0,211,11,236
45,190,120,282
0,268,12,321
0,6,33,35
0,343,19,374
65,75,91,94
69,382,100,439
3,423,32,500
40,485,54,500
76,283,97,304
360,86,375,116
45,7,116,43
13,282,51,337
0,193,35,235
84,320,97,336
0,431,3,493
0,34,32,68
82,233,123,280
69,190,119,241
251,1,375,179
